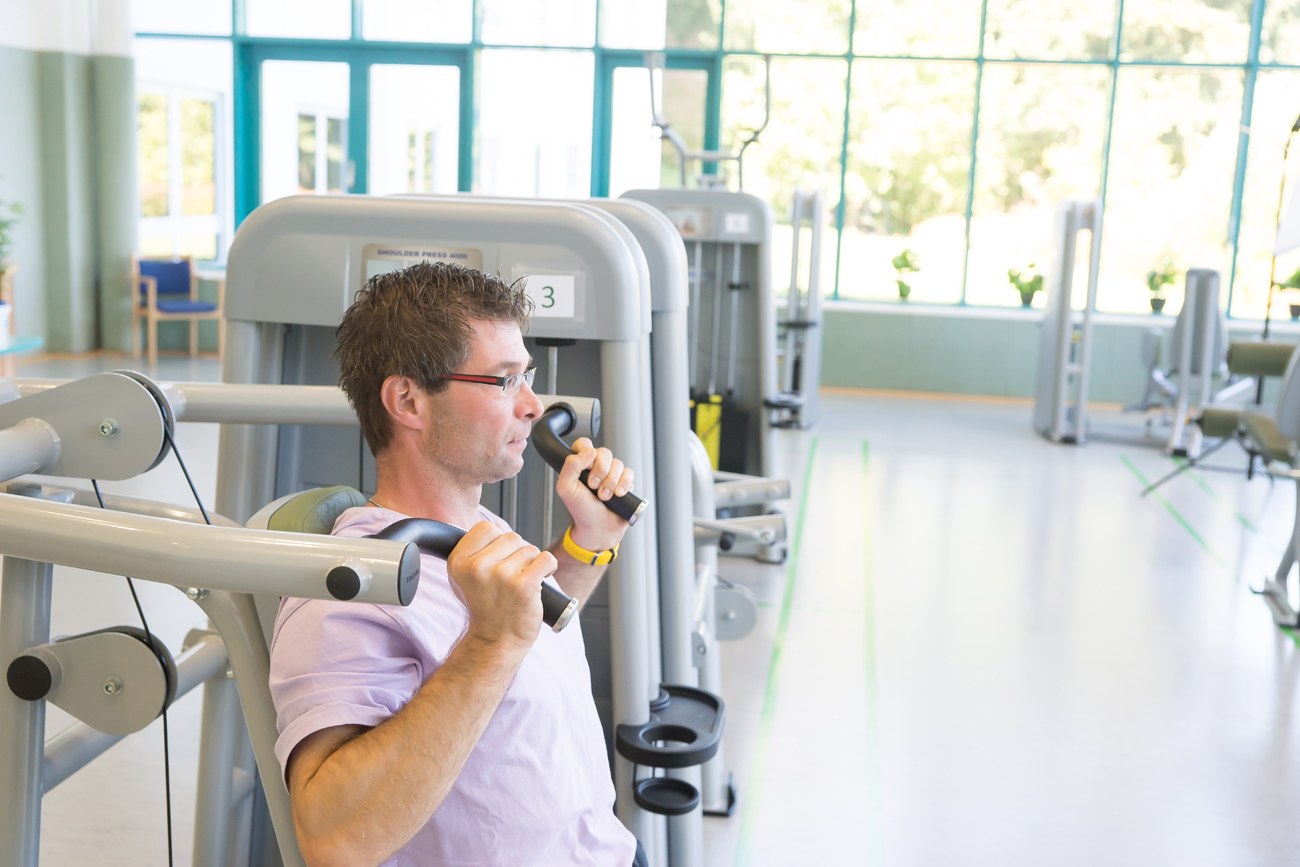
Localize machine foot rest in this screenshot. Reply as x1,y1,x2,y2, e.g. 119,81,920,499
617,685,726,816
1254,579,1300,628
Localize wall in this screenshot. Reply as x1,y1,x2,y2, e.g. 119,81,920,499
821,302,1300,403
0,0,135,353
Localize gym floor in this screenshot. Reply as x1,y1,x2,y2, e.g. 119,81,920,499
10,354,1300,866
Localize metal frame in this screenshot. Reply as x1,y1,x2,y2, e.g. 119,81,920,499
0,375,418,867
214,193,709,866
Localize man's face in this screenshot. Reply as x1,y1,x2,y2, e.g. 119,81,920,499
421,318,543,485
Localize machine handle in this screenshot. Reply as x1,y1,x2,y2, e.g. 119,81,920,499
367,518,578,632
532,404,649,526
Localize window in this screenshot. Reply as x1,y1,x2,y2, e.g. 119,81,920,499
137,89,222,261
134,37,231,263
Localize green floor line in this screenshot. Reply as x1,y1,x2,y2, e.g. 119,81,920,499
1284,627,1300,650
1120,454,1235,578
1166,456,1258,532
733,436,818,867
861,440,884,864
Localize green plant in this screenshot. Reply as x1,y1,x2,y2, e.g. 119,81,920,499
1145,261,1179,298
0,199,22,270
892,249,919,300
1008,265,1044,306
1278,266,1300,291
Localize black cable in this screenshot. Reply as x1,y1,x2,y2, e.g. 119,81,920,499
162,425,211,527
92,478,175,867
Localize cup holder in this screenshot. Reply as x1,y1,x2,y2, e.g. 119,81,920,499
633,776,701,817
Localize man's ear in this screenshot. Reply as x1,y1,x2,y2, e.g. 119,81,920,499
380,375,428,433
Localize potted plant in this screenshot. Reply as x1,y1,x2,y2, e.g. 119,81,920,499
1279,267,1300,321
0,198,21,277
1145,261,1178,314
892,249,918,301
1008,265,1043,308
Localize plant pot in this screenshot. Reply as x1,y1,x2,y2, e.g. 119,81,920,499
1150,297,1166,314
1289,303,1300,322
1019,291,1034,308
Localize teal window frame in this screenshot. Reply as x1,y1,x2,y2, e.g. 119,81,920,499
134,0,1300,318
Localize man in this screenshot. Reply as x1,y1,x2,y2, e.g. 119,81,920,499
269,261,642,866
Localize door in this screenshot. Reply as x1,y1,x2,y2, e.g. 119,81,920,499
236,45,471,222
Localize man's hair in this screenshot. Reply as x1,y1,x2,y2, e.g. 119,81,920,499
334,261,532,454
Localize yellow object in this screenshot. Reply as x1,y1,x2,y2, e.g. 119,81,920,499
562,524,619,566
692,394,723,470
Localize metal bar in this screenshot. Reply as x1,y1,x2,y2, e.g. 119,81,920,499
0,555,54,867
0,494,413,605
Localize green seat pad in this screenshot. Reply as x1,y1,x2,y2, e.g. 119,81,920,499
1241,412,1298,466
267,485,367,536
1226,341,1296,378
1197,407,1243,439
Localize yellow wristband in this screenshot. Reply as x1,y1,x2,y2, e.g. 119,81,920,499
562,525,619,566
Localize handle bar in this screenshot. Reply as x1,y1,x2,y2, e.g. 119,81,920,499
531,404,649,526
368,518,578,633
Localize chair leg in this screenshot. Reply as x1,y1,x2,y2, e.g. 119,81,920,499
190,319,199,358
148,315,159,368
131,311,141,359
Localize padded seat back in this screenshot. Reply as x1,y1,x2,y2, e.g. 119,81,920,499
138,258,194,300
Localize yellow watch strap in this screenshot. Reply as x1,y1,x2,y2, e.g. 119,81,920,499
562,524,619,566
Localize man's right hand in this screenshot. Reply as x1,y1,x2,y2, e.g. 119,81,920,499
447,521,557,649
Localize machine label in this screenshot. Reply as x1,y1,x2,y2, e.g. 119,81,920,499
519,274,577,319
662,206,712,239
723,212,751,235
361,243,484,282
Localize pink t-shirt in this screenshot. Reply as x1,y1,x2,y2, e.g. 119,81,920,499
269,506,636,867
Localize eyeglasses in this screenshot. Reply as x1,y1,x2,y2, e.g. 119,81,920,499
438,367,536,396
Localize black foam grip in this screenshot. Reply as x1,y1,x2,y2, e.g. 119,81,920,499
368,518,575,631
532,405,648,526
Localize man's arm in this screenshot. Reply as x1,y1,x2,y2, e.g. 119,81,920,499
285,523,556,867
550,436,635,604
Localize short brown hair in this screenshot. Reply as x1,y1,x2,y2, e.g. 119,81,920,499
334,261,532,454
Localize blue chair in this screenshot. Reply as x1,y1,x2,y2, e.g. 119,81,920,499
131,254,225,367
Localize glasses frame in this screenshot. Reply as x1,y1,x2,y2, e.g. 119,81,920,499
438,366,537,395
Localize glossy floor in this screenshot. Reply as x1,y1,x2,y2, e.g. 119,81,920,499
9,355,1300,866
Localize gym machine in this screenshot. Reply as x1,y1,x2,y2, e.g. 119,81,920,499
771,189,824,431
0,372,420,867
217,194,724,867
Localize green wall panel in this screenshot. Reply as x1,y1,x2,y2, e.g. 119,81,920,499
92,54,139,352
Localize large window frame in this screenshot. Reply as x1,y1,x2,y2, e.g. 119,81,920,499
135,0,1300,318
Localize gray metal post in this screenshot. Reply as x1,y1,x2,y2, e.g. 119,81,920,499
0,555,54,867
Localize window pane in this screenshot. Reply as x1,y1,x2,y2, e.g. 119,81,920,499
840,60,977,303
298,114,317,191
477,50,593,198
138,93,170,217
722,57,845,295
261,61,350,204
1261,0,1300,64
362,0,471,43
724,0,851,54
479,0,595,46
854,0,981,58
369,65,461,196
326,117,347,192
966,64,1109,308
246,0,351,38
600,0,720,49
609,66,708,195
180,97,216,216
177,230,218,261
1097,68,1244,314
1120,0,1252,63
983,0,1117,60
1230,70,1300,320
133,0,230,34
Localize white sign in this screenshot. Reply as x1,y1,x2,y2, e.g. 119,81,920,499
723,211,751,235
522,274,577,318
